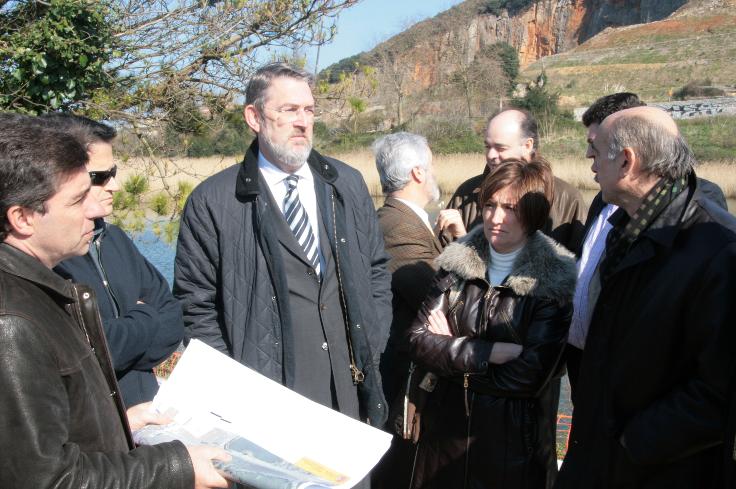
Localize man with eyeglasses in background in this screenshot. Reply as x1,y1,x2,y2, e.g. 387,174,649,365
50,114,184,408
174,63,391,477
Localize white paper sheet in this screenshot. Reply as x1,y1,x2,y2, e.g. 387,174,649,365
144,340,392,488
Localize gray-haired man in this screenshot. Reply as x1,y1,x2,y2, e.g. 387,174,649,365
371,132,443,488
556,106,736,488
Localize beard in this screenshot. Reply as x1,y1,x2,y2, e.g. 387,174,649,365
260,130,312,171
426,173,441,203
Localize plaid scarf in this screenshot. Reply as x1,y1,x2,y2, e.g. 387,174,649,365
601,176,687,283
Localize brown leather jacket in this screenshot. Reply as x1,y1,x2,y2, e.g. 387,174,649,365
407,229,576,489
443,170,587,253
0,243,194,489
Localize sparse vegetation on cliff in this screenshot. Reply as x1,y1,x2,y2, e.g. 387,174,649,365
523,12,736,106
480,0,534,16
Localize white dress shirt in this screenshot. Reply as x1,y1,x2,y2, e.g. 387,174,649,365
568,203,618,349
394,197,432,231
258,154,323,267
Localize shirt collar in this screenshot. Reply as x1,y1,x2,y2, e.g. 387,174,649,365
394,197,431,228
257,152,313,187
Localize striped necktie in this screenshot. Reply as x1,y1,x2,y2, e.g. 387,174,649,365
284,175,320,276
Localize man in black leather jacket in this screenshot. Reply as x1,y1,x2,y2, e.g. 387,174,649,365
0,116,228,489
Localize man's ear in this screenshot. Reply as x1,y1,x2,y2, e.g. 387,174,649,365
243,105,261,134
410,166,425,184
620,147,637,178
523,137,535,152
5,205,36,238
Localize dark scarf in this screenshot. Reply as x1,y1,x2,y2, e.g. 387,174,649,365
601,176,687,282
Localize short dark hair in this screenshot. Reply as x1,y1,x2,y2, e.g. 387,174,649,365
488,107,540,150
0,117,89,241
478,156,554,235
0,112,36,127
245,62,313,112
582,92,645,127
39,113,117,145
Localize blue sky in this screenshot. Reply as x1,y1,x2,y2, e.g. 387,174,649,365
304,0,465,72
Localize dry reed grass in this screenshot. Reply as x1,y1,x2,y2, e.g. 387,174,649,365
118,155,239,192
117,152,736,202
335,151,736,201
331,150,485,197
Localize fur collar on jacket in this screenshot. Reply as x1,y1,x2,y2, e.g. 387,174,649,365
435,227,577,304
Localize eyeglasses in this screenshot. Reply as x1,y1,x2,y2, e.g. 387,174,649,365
88,165,117,186
263,105,317,122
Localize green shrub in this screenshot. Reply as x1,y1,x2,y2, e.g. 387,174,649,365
678,116,736,161
315,130,381,154
673,80,726,99
511,73,573,137
123,174,149,196
480,0,533,16
175,181,194,213
151,192,171,216
112,191,129,211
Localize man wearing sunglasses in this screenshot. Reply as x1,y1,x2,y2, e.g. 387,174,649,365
48,114,184,408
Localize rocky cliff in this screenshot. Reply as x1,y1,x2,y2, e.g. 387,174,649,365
352,0,694,72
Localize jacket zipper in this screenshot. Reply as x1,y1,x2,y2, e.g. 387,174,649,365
94,238,121,318
463,373,471,416
463,373,474,489
329,190,364,385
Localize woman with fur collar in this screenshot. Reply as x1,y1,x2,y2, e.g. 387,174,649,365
405,159,576,489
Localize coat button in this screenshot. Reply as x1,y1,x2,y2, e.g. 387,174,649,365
320,303,327,311
321,342,328,351
82,292,90,300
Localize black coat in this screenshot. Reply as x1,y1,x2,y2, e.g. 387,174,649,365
407,229,576,489
566,176,728,396
0,243,193,489
56,221,184,406
556,174,736,489
725,386,736,488
174,140,392,426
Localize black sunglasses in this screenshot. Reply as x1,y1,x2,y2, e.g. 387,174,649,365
88,165,117,186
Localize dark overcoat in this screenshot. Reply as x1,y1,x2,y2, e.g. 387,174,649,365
174,140,392,425
556,175,736,489
407,228,576,489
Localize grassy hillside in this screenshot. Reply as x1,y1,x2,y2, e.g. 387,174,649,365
522,12,736,107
